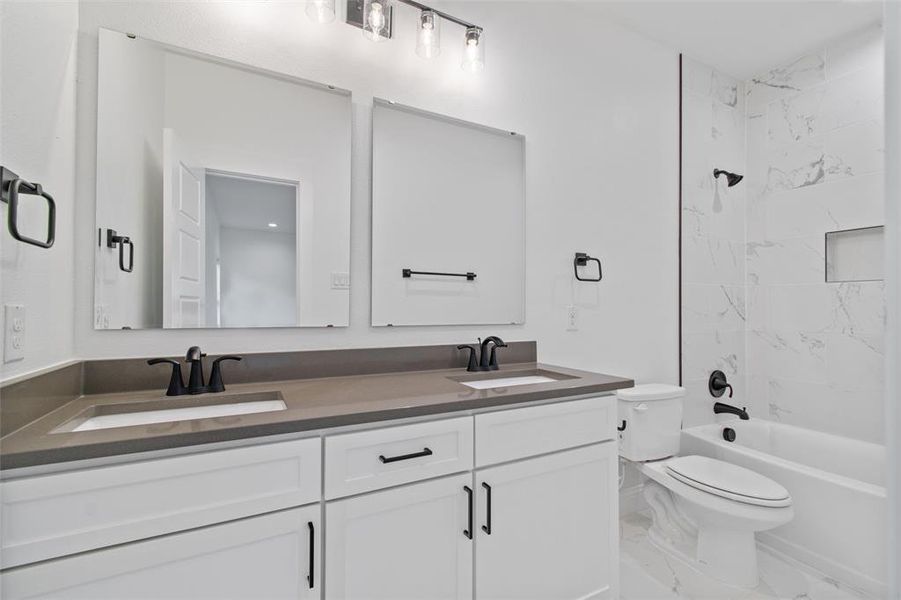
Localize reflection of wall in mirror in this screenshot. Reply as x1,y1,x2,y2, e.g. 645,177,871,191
95,29,351,329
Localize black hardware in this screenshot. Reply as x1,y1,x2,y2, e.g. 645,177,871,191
1,166,56,248
714,402,749,421
723,427,737,442
713,168,744,187
479,336,507,370
207,356,243,393
307,521,315,589
457,345,479,372
617,420,627,432
708,370,733,398
147,358,187,396
378,447,433,464
481,482,492,534
403,268,476,281
185,346,208,394
106,229,135,273
463,485,473,539
573,252,602,282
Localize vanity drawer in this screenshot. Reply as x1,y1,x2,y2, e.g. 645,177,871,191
0,437,321,569
475,395,615,467
324,416,473,499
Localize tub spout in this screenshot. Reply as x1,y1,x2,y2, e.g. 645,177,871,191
714,402,749,420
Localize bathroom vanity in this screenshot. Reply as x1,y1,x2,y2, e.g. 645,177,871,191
0,349,631,600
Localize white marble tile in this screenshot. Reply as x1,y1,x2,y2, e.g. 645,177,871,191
748,329,828,383
766,284,834,333
819,66,884,132
684,235,745,285
832,281,886,335
747,52,826,116
765,140,826,192
767,87,825,144
711,69,741,109
682,183,745,243
682,57,713,97
620,513,868,600
682,284,746,334
683,330,745,382
747,236,824,285
824,330,884,388
824,120,885,181
762,172,884,240
825,24,884,82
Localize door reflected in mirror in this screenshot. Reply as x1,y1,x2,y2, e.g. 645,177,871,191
94,29,351,329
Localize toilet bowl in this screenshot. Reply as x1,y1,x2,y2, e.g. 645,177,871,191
618,385,794,588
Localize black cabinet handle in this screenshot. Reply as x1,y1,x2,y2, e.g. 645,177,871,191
463,485,473,539
307,521,315,589
378,447,433,464
481,482,492,535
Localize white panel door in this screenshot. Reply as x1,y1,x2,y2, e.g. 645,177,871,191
475,443,617,600
163,128,206,328
1,506,322,600
325,473,473,600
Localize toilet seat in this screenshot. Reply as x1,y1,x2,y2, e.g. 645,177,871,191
665,455,791,508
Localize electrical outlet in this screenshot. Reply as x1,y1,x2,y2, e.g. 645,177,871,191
331,272,350,290
4,304,26,363
566,304,578,331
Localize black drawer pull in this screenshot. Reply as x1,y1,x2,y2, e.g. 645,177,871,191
379,447,433,464
481,482,492,534
463,485,473,539
307,521,315,589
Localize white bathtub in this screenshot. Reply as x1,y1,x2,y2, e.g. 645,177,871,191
681,420,886,596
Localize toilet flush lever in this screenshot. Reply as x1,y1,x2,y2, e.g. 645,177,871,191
633,403,649,412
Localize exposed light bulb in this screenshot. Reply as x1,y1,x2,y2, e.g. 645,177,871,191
461,26,484,72
363,0,391,42
416,10,440,59
305,0,335,24
268,223,278,228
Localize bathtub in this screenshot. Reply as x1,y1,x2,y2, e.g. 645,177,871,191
681,420,886,596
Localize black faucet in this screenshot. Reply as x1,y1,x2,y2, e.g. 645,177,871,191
458,336,508,372
714,402,749,420
148,347,242,396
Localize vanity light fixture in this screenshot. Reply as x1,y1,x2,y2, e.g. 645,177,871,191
305,0,336,24
415,10,440,59
327,0,484,70
268,222,278,228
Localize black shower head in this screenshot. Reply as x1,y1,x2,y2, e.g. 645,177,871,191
713,169,743,187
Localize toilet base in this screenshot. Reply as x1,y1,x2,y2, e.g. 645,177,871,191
643,480,761,588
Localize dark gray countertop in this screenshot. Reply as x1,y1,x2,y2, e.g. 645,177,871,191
0,363,632,469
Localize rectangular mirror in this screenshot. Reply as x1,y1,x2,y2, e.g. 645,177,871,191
371,99,525,326
94,29,351,329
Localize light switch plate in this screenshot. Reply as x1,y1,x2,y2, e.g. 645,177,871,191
4,304,26,363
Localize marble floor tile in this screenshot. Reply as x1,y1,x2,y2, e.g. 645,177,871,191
620,513,867,600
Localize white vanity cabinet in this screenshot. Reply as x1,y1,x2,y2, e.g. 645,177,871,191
325,473,473,600
1,505,321,600
474,444,617,600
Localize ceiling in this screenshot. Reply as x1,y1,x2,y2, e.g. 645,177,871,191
206,173,297,234
588,0,883,79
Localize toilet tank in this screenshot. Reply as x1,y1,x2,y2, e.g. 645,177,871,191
617,384,686,461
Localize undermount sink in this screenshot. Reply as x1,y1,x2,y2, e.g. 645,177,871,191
451,370,575,390
53,391,286,434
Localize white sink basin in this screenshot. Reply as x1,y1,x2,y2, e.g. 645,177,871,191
460,375,558,390
69,399,287,432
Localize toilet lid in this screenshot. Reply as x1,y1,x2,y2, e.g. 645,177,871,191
665,456,792,508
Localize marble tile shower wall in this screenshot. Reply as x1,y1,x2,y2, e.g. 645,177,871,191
681,58,748,428
745,25,885,442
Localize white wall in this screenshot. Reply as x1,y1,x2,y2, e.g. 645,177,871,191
0,2,78,379
72,1,680,385
219,227,296,328
884,1,900,594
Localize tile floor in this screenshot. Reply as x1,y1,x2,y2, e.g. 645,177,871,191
620,513,870,600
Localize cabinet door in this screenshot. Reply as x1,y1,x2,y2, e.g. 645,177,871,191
1,505,321,600
475,443,617,600
325,473,473,600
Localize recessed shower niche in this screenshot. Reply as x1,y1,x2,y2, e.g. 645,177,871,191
93,29,352,330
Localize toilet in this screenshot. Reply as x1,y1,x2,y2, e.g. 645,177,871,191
618,384,794,588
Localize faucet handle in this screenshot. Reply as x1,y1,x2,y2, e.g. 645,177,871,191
207,355,243,393
457,345,479,372
148,358,187,396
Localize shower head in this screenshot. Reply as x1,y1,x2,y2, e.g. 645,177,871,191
713,169,743,187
